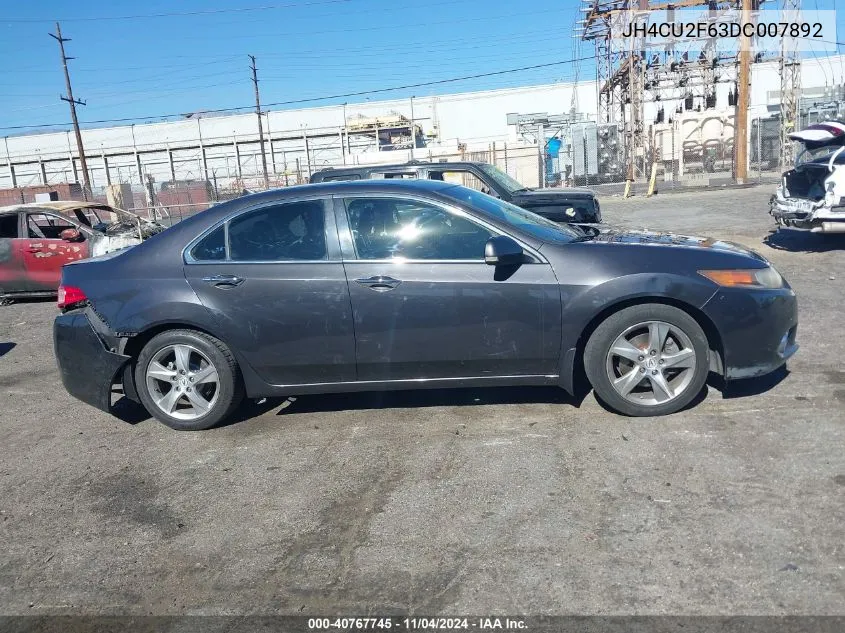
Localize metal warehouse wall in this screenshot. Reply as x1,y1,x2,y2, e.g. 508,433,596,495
2,54,843,192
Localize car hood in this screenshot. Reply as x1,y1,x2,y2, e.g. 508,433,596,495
788,121,845,150
582,229,767,261
510,188,595,205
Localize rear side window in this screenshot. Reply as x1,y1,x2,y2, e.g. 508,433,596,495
0,214,18,238
228,200,327,261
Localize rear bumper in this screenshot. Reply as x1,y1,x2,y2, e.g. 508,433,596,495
770,190,845,232
53,312,130,413
702,287,798,380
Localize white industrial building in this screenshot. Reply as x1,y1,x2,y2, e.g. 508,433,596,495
2,54,844,192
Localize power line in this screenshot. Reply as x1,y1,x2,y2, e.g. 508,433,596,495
0,55,595,132
2,0,351,23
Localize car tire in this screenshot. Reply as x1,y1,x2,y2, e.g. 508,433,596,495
584,304,710,417
134,329,243,431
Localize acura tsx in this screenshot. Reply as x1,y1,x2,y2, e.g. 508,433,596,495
53,180,798,430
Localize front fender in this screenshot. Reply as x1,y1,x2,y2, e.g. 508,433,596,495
557,273,719,393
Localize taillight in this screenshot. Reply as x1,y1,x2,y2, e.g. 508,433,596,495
57,285,87,309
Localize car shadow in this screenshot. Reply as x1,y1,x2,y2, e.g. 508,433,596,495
709,365,790,399
274,385,588,416
109,394,290,427
764,229,845,253
0,295,56,306
0,342,16,358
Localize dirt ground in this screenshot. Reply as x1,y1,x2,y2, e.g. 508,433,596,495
0,185,843,616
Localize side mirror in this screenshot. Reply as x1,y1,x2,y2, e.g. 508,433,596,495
484,235,523,266
60,228,82,242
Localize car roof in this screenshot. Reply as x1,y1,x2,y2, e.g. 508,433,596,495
312,161,484,175
0,201,116,214
251,178,460,198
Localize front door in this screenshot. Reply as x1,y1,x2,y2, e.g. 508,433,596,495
21,212,90,292
184,197,356,386
336,195,561,381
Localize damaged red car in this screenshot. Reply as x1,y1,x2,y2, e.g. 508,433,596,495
0,201,163,303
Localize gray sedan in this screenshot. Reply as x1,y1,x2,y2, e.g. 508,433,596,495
54,180,798,430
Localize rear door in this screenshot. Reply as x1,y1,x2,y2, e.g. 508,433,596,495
335,193,562,381
21,212,90,292
0,212,27,294
183,196,356,386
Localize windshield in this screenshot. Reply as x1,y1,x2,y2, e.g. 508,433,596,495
478,164,529,194
441,186,584,243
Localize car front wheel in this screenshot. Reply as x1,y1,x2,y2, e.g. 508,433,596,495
584,304,710,417
134,329,243,430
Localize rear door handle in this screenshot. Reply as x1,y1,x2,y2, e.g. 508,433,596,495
26,248,42,253
201,274,245,287
354,276,402,292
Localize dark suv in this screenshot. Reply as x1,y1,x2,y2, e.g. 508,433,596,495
310,161,601,224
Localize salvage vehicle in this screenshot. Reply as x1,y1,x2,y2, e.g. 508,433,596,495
769,121,845,233
310,161,601,224
0,201,163,302
54,180,798,430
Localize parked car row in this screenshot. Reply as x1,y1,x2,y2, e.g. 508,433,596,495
52,179,798,430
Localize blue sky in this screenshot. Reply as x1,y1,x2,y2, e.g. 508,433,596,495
1,0,843,134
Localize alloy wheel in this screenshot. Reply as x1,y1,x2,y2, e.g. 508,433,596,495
604,320,697,407
145,344,220,421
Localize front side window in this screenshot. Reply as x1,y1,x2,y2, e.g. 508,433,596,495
228,200,327,261
478,164,530,195
26,213,78,239
345,197,493,260
428,170,492,195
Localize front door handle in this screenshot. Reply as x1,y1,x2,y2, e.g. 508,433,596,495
201,274,245,287
354,276,402,292
26,247,42,253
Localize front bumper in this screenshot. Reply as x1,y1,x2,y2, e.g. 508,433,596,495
53,311,130,413
702,286,798,380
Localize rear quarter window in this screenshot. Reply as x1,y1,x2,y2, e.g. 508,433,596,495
191,225,226,260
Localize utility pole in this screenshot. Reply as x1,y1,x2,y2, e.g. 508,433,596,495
249,55,270,189
734,0,752,184
50,22,91,200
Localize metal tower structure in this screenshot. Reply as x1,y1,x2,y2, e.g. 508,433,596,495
577,0,760,183
779,0,802,169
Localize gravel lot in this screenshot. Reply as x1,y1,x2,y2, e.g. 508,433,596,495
0,185,843,616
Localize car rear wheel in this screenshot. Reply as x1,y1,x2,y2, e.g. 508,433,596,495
134,329,243,431
584,304,710,417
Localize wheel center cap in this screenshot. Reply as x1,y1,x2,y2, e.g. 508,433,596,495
646,358,658,369
180,377,188,386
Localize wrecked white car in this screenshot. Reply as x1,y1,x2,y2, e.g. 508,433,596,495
770,121,845,233
0,201,164,302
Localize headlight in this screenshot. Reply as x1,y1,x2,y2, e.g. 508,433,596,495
699,267,784,289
